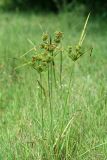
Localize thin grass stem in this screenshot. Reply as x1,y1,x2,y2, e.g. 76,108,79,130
39,73,44,139
60,50,63,90
64,63,74,108
48,64,53,142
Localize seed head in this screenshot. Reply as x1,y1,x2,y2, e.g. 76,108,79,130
36,65,44,73
75,45,81,52
40,43,45,49
55,31,63,39
42,33,49,41
32,56,36,63
70,54,78,61
68,46,72,54
54,31,63,43
48,43,56,52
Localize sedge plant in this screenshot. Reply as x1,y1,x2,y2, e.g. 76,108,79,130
15,13,92,159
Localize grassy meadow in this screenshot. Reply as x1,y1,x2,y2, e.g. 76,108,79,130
0,11,107,159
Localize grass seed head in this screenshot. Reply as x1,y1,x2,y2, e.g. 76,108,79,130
75,45,81,52
68,46,72,54
48,43,56,52
54,31,63,43
42,33,49,42
68,44,85,61
40,43,45,49
69,53,78,61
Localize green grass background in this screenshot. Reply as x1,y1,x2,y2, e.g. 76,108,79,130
0,11,107,159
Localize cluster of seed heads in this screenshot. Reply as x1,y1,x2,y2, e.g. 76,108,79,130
68,45,84,61
15,14,90,73
31,31,86,73
31,31,63,73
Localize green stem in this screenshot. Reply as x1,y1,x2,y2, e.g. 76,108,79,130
40,73,44,139
59,50,63,112
60,50,63,89
48,64,53,143
65,67,73,106
63,63,75,122
52,60,57,89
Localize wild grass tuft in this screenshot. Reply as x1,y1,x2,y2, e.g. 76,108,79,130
14,14,92,159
